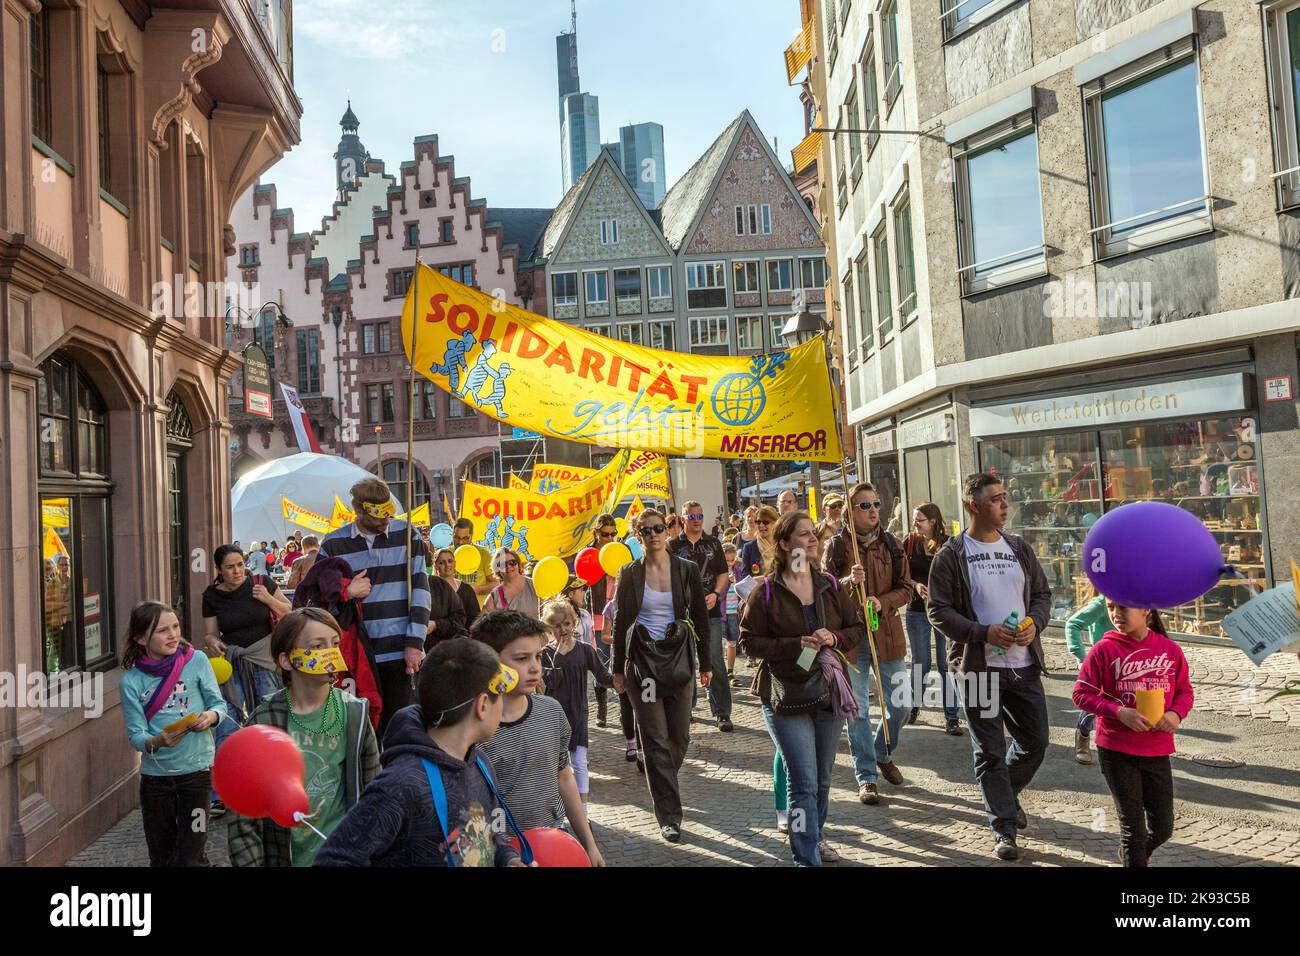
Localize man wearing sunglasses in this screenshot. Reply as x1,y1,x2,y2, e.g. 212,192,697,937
822,481,914,806
672,501,733,732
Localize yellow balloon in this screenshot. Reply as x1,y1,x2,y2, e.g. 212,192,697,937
599,541,633,577
454,544,482,576
209,655,232,685
532,555,570,599
615,517,628,536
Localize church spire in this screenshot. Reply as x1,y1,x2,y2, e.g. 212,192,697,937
334,100,368,198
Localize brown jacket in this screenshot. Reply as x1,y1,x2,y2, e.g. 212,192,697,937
738,571,865,708
286,550,318,589
821,526,913,662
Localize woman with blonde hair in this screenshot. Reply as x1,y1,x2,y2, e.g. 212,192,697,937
482,547,540,618
737,505,779,581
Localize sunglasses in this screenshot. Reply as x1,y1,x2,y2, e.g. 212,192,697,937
638,524,667,537
856,501,882,511
685,513,704,520
597,529,617,538
496,559,519,570
755,519,772,526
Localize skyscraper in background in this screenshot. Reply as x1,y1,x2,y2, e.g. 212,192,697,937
561,92,601,191
619,122,666,208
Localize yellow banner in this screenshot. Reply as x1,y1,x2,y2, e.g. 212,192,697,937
283,496,331,534
508,473,529,490
42,498,70,529
625,452,671,499
331,495,355,530
626,495,646,522
401,265,842,462
396,503,431,528
529,462,596,495
458,450,633,561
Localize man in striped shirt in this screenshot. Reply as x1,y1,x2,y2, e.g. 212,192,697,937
321,477,431,738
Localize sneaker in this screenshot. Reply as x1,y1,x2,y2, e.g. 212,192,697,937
718,717,734,733
858,783,880,805
636,757,646,775
1015,801,1028,830
625,743,638,762
208,800,227,818
945,717,963,736
878,761,904,787
818,841,842,864
776,810,789,833
907,707,919,725
1075,730,1094,765
661,825,681,843
730,675,742,687
995,834,1020,861
596,718,607,728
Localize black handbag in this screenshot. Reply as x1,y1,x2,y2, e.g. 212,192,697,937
627,619,697,691
763,577,830,715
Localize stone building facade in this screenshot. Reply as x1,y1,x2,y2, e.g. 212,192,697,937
2,0,300,863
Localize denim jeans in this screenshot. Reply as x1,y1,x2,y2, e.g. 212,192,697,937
705,617,731,720
959,665,1049,837
723,613,739,643
904,610,959,720
846,653,911,784
759,705,789,813
764,704,844,867
1077,711,1096,735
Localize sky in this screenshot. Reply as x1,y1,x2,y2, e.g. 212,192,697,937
266,0,809,223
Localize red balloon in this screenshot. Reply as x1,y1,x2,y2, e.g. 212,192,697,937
575,548,603,587
212,725,310,826
508,827,592,867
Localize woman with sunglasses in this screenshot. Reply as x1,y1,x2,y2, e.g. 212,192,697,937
610,509,711,843
742,510,864,866
737,505,779,581
483,547,540,619
434,548,480,631
904,504,962,736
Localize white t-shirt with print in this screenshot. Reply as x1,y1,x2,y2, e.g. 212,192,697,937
963,533,1029,668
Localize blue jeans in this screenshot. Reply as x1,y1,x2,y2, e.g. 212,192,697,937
960,665,1050,837
846,653,911,784
705,617,731,719
723,613,739,643
1077,711,1096,735
764,704,844,867
904,610,959,720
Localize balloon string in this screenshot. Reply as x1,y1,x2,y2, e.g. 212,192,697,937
293,811,328,839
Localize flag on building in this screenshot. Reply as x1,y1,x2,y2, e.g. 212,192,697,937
279,382,323,453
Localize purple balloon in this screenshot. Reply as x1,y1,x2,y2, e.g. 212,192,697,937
1083,502,1225,608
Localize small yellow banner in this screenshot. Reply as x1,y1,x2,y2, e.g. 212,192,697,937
331,495,355,529
509,473,529,490
282,496,332,534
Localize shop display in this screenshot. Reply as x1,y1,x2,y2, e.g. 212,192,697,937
979,415,1266,637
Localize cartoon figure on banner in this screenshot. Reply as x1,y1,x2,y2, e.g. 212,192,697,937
500,515,534,562
479,515,504,553
430,330,476,393
538,477,561,494
709,353,789,428
459,338,510,415
481,363,513,418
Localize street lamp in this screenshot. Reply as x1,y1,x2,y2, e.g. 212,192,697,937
781,306,832,514
225,301,291,348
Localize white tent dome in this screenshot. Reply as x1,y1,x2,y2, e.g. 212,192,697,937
230,452,402,544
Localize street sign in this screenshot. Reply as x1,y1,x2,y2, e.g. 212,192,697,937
243,344,273,418
512,426,541,441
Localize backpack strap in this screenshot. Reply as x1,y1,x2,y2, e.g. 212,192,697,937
475,756,534,865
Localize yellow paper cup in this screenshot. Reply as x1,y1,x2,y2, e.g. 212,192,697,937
1134,688,1164,726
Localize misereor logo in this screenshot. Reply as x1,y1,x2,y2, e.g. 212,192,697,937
50,887,151,936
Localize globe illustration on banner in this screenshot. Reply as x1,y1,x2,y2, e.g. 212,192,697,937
711,372,767,427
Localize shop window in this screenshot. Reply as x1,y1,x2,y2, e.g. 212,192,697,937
904,444,960,534
954,120,1046,294
1083,40,1209,259
38,354,114,674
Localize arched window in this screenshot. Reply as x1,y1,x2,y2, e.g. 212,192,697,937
38,354,113,674
382,460,431,515
465,453,498,486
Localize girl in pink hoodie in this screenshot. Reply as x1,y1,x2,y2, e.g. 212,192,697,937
1072,602,1194,868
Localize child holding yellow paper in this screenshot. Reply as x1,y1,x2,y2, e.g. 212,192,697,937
1072,602,1195,868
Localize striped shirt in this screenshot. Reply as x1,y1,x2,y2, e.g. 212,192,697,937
481,695,571,831
319,520,431,664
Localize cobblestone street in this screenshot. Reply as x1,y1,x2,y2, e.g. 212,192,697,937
70,637,1300,868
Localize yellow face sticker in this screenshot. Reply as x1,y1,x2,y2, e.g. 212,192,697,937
288,646,348,676
361,499,397,519
488,662,519,696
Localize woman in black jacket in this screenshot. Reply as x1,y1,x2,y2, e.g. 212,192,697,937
434,548,480,632
611,508,711,843
741,511,864,867
904,504,961,735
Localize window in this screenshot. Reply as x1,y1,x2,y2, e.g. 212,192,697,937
689,316,729,347
587,323,612,338
942,0,1004,41
647,265,672,300
761,203,772,234
600,219,619,244
736,204,768,235
882,0,902,111
448,396,471,418
856,252,874,353
861,46,881,155
733,260,761,294
843,273,859,366
296,329,321,394
1084,40,1209,258
441,219,454,242
686,261,726,309
766,258,794,292
845,85,862,187
467,454,498,485
552,272,577,306
31,8,53,143
406,222,420,246
391,268,414,296
254,308,276,367
413,379,438,420
769,315,788,350
383,460,431,513
38,354,114,674
97,65,114,197
893,193,917,320
240,244,260,267
872,227,893,341
954,120,1046,293
614,268,641,306
799,257,827,290
650,319,676,351
1266,4,1300,208
584,270,608,305
362,322,391,355
826,0,839,69
736,314,763,350
616,322,643,345
835,120,849,214
366,383,395,423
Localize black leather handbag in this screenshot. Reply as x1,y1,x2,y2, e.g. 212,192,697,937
628,619,697,691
